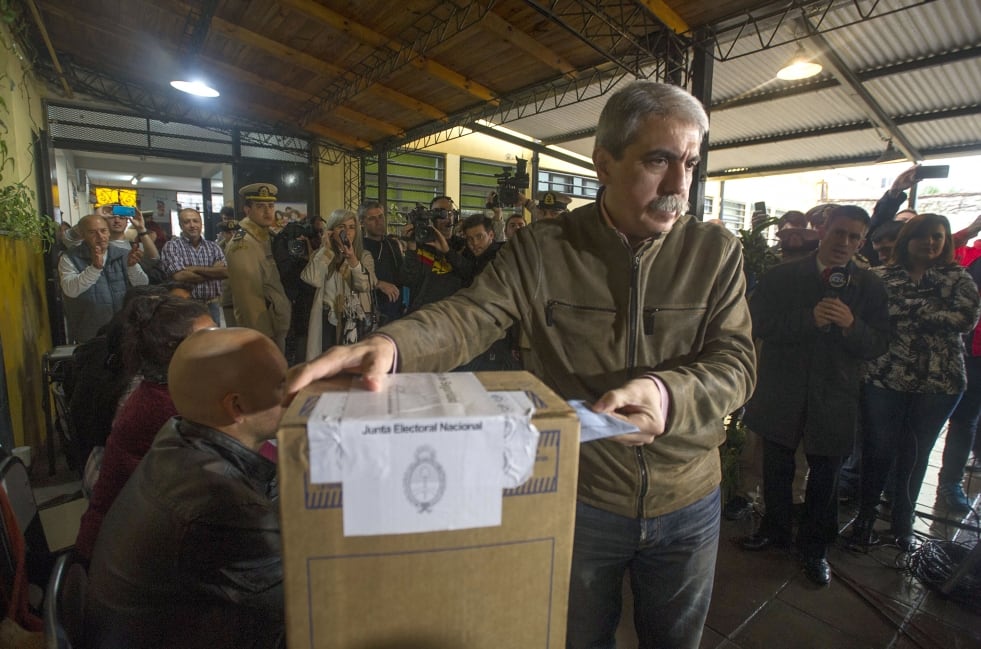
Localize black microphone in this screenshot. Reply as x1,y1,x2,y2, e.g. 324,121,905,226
823,266,850,298
820,266,850,332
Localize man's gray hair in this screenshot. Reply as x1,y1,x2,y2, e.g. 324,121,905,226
595,81,709,159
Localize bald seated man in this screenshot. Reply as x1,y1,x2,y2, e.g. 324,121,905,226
85,328,287,649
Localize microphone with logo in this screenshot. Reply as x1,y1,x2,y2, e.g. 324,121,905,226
819,266,850,333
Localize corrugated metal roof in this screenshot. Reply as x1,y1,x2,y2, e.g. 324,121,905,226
504,0,981,179
22,0,981,181
699,0,981,175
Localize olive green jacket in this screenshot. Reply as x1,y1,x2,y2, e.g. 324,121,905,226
382,200,756,518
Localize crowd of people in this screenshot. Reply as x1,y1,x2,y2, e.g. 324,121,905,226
49,81,981,649
731,166,981,588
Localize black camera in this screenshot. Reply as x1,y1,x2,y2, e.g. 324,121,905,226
398,204,436,245
494,158,530,207
280,221,316,259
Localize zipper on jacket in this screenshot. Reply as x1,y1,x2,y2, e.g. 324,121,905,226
643,308,656,335
627,254,649,518
635,447,649,519
544,299,615,327
627,256,641,372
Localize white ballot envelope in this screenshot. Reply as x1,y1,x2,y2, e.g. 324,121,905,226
568,399,641,442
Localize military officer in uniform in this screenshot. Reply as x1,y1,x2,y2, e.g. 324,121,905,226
224,183,291,352
537,190,572,219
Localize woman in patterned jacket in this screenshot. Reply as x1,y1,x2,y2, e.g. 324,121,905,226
850,213,980,551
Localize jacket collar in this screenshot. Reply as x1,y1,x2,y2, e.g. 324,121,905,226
174,417,277,494
238,217,270,242
595,186,685,252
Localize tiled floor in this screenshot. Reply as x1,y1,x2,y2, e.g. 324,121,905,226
712,439,981,649
29,433,981,648
616,434,981,649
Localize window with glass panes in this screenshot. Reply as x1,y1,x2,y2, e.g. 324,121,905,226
363,152,446,229
460,158,511,213
536,169,599,200
719,199,747,234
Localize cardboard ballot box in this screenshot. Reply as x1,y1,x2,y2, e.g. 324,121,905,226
277,371,580,649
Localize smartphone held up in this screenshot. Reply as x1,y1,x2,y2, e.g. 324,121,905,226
914,165,949,181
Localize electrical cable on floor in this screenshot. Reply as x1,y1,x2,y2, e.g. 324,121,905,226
833,568,945,649
904,538,981,613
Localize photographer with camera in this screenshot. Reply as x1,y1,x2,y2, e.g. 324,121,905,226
92,204,163,282
301,209,379,359
400,196,466,312
272,215,323,363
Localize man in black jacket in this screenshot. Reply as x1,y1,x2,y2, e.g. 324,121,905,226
401,196,466,311
85,327,287,649
448,214,504,288
740,205,890,585
447,214,515,371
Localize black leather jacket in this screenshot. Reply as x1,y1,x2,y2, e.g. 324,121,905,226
85,418,284,649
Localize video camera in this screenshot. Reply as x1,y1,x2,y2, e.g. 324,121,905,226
279,220,318,259
400,204,438,245
492,158,530,208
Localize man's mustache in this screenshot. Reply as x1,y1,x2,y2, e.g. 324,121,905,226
648,195,688,214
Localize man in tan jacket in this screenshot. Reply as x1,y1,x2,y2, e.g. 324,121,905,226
288,82,756,649
225,183,291,352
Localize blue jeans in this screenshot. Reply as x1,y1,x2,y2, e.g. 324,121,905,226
566,489,720,649
859,385,961,535
940,355,981,485
206,301,222,327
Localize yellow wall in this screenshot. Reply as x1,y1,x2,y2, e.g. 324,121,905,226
318,157,345,212
1,23,53,449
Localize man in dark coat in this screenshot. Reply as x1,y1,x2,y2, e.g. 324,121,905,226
85,328,286,649
740,205,890,585
446,214,515,371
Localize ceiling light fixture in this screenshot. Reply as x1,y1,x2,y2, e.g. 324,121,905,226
169,79,220,98
875,139,905,164
776,43,822,81
130,174,143,186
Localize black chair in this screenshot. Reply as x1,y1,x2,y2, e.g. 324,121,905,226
43,552,87,649
0,456,50,557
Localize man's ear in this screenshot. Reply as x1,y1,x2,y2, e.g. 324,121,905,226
221,393,244,424
593,147,613,185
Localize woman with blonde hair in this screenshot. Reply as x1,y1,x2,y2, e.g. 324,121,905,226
302,208,378,358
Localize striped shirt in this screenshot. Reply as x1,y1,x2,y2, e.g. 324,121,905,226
159,235,226,301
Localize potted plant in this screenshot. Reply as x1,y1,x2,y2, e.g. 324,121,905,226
0,9,56,252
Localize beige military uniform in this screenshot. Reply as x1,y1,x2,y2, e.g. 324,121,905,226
224,217,290,351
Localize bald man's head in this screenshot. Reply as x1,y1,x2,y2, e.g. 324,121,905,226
169,328,287,444
77,214,110,252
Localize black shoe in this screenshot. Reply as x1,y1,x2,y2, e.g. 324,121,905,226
740,533,790,552
893,533,917,553
845,517,880,548
724,496,754,521
802,557,831,585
